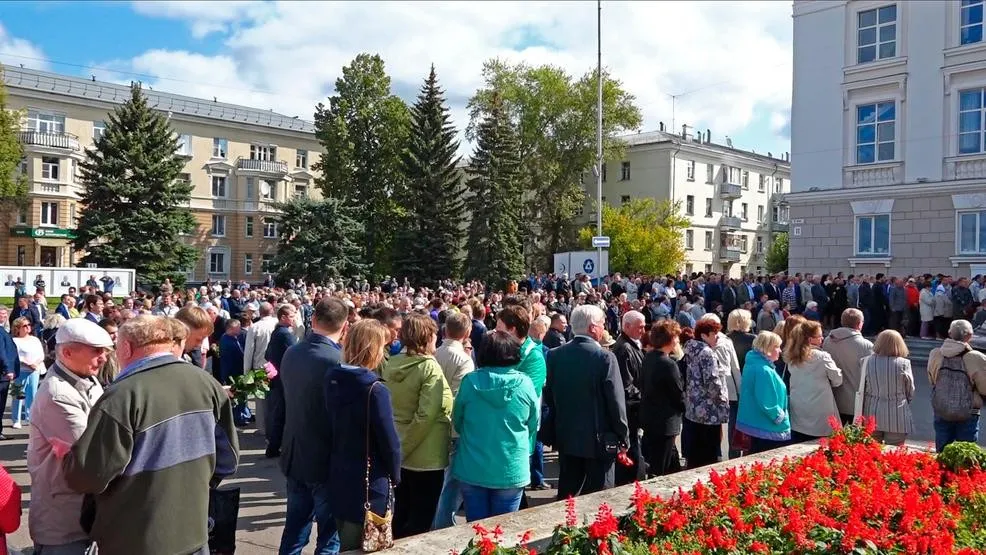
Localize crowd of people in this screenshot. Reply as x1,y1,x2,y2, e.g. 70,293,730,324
0,268,983,554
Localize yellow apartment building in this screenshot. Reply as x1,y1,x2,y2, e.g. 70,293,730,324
2,66,321,284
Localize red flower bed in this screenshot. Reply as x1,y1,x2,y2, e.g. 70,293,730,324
457,419,986,554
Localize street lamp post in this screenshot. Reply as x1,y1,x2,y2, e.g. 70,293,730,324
596,0,603,284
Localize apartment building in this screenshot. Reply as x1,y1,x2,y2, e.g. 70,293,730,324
790,0,986,276
585,127,791,278
2,66,321,283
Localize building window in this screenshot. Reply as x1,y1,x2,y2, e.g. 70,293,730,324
244,254,254,275
740,235,749,253
686,160,695,181
959,210,986,253
962,0,983,45
704,231,713,251
757,205,764,223
16,245,25,266
685,230,694,250
245,178,256,200
741,203,749,221
208,250,227,274
775,177,784,193
741,170,749,189
857,5,897,64
263,218,278,238
685,195,695,216
260,179,275,200
176,133,192,156
27,111,65,134
620,161,630,181
16,206,27,225
296,149,308,169
261,254,274,273
620,195,631,205
177,173,191,189
959,88,986,154
601,163,607,183
856,101,895,164
756,236,764,254
212,138,228,159
705,264,712,274
723,201,733,218
93,121,106,141
251,144,276,162
294,181,308,199
706,164,714,183
727,166,742,184
40,202,58,226
211,175,227,198
245,216,254,237
772,205,790,223
856,214,891,255
573,203,584,217
705,198,713,217
41,157,59,180
211,214,226,237
758,175,766,192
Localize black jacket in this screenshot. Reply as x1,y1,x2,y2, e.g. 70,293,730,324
279,333,342,483
265,324,298,371
544,337,628,459
543,328,567,350
727,331,756,373
639,350,685,436
611,335,643,407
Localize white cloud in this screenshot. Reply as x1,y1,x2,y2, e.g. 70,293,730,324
0,23,48,70
118,0,792,152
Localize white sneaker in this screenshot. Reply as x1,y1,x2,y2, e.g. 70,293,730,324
11,421,21,429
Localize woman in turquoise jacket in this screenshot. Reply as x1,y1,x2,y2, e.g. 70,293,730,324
452,330,539,522
736,331,791,454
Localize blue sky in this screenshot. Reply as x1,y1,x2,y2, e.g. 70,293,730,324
0,1,793,156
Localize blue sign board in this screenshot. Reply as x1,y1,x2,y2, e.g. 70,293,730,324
583,258,595,274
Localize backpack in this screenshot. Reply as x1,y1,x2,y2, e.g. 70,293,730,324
932,347,976,422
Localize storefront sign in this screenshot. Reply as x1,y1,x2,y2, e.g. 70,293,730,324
9,227,77,239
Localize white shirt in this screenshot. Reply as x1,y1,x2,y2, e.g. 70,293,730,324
14,335,45,375
244,316,277,372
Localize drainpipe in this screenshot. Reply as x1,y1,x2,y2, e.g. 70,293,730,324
670,139,682,271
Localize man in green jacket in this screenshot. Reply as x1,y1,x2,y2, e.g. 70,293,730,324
63,315,239,555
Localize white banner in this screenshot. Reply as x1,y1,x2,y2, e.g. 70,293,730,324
0,267,136,297
552,251,609,281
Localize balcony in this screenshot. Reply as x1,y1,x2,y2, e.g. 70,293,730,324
719,182,742,199
719,245,741,263
770,219,789,233
237,158,288,176
19,130,80,152
719,215,741,230
843,161,903,188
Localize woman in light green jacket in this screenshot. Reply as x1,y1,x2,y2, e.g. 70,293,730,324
381,313,453,539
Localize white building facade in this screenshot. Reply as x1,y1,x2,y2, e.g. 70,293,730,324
790,0,986,276
588,128,791,278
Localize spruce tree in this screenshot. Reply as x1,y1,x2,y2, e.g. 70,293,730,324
271,197,366,282
73,83,197,285
395,65,465,285
464,96,523,288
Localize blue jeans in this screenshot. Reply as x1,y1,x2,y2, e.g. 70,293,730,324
934,416,981,453
431,464,463,530
278,477,339,555
530,441,545,486
12,369,39,422
233,401,252,426
460,483,524,522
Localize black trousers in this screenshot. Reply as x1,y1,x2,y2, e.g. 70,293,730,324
393,468,444,539
265,377,286,454
615,408,646,486
683,420,721,469
556,454,615,500
0,380,8,435
643,433,681,477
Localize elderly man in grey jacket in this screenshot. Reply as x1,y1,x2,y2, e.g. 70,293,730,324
888,277,908,333
821,308,873,425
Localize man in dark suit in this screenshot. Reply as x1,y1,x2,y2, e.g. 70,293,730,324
264,304,299,458
763,276,779,301
0,324,19,440
544,304,628,499
704,275,723,313
543,313,568,349
721,279,738,316
278,298,348,554
611,311,645,485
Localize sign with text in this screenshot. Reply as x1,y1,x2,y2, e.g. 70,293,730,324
591,236,611,248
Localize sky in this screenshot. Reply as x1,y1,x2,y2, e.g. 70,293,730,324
0,0,793,157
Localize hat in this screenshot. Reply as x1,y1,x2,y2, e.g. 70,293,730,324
55,319,114,348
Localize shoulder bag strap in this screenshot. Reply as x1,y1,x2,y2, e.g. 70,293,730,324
364,381,377,511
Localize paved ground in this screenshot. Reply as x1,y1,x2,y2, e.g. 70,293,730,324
1,359,981,553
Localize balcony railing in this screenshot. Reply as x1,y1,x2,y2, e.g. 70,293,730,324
770,220,790,233
719,246,741,263
237,158,288,175
719,215,742,229
20,130,80,151
719,182,742,199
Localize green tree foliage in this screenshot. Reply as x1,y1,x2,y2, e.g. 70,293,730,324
468,60,642,270
313,53,410,279
394,65,465,285
271,197,366,282
579,198,689,276
73,83,197,285
464,97,523,289
766,232,789,274
0,66,28,213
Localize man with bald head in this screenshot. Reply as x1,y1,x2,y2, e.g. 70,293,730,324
612,310,646,484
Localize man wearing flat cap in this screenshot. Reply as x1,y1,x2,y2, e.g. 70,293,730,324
27,318,113,554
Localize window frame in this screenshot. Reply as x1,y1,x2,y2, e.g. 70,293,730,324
686,160,695,181
706,164,714,184
41,156,59,181
961,0,984,46
685,195,695,216
685,229,694,250
263,218,278,239
245,216,254,238
854,213,892,255
211,175,227,198
211,214,226,237
741,202,749,221
741,170,749,189
704,231,713,251
620,194,631,205
176,133,192,156
705,198,713,218
208,249,228,275
957,209,986,254
212,138,228,159
251,144,276,162
296,149,308,169
27,111,65,134
261,254,275,273
260,179,275,201
856,4,898,64
620,161,631,181
244,254,254,275
756,236,764,254
958,87,986,155
92,121,106,142
40,202,58,227
855,100,897,164
757,205,765,223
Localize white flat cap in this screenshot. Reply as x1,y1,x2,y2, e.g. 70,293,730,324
56,318,114,348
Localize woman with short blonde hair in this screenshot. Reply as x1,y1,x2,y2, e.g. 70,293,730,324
860,330,914,446
784,321,843,441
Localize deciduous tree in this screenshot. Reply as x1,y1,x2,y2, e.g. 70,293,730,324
578,198,690,276
0,66,28,217
73,83,197,285
766,232,789,274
